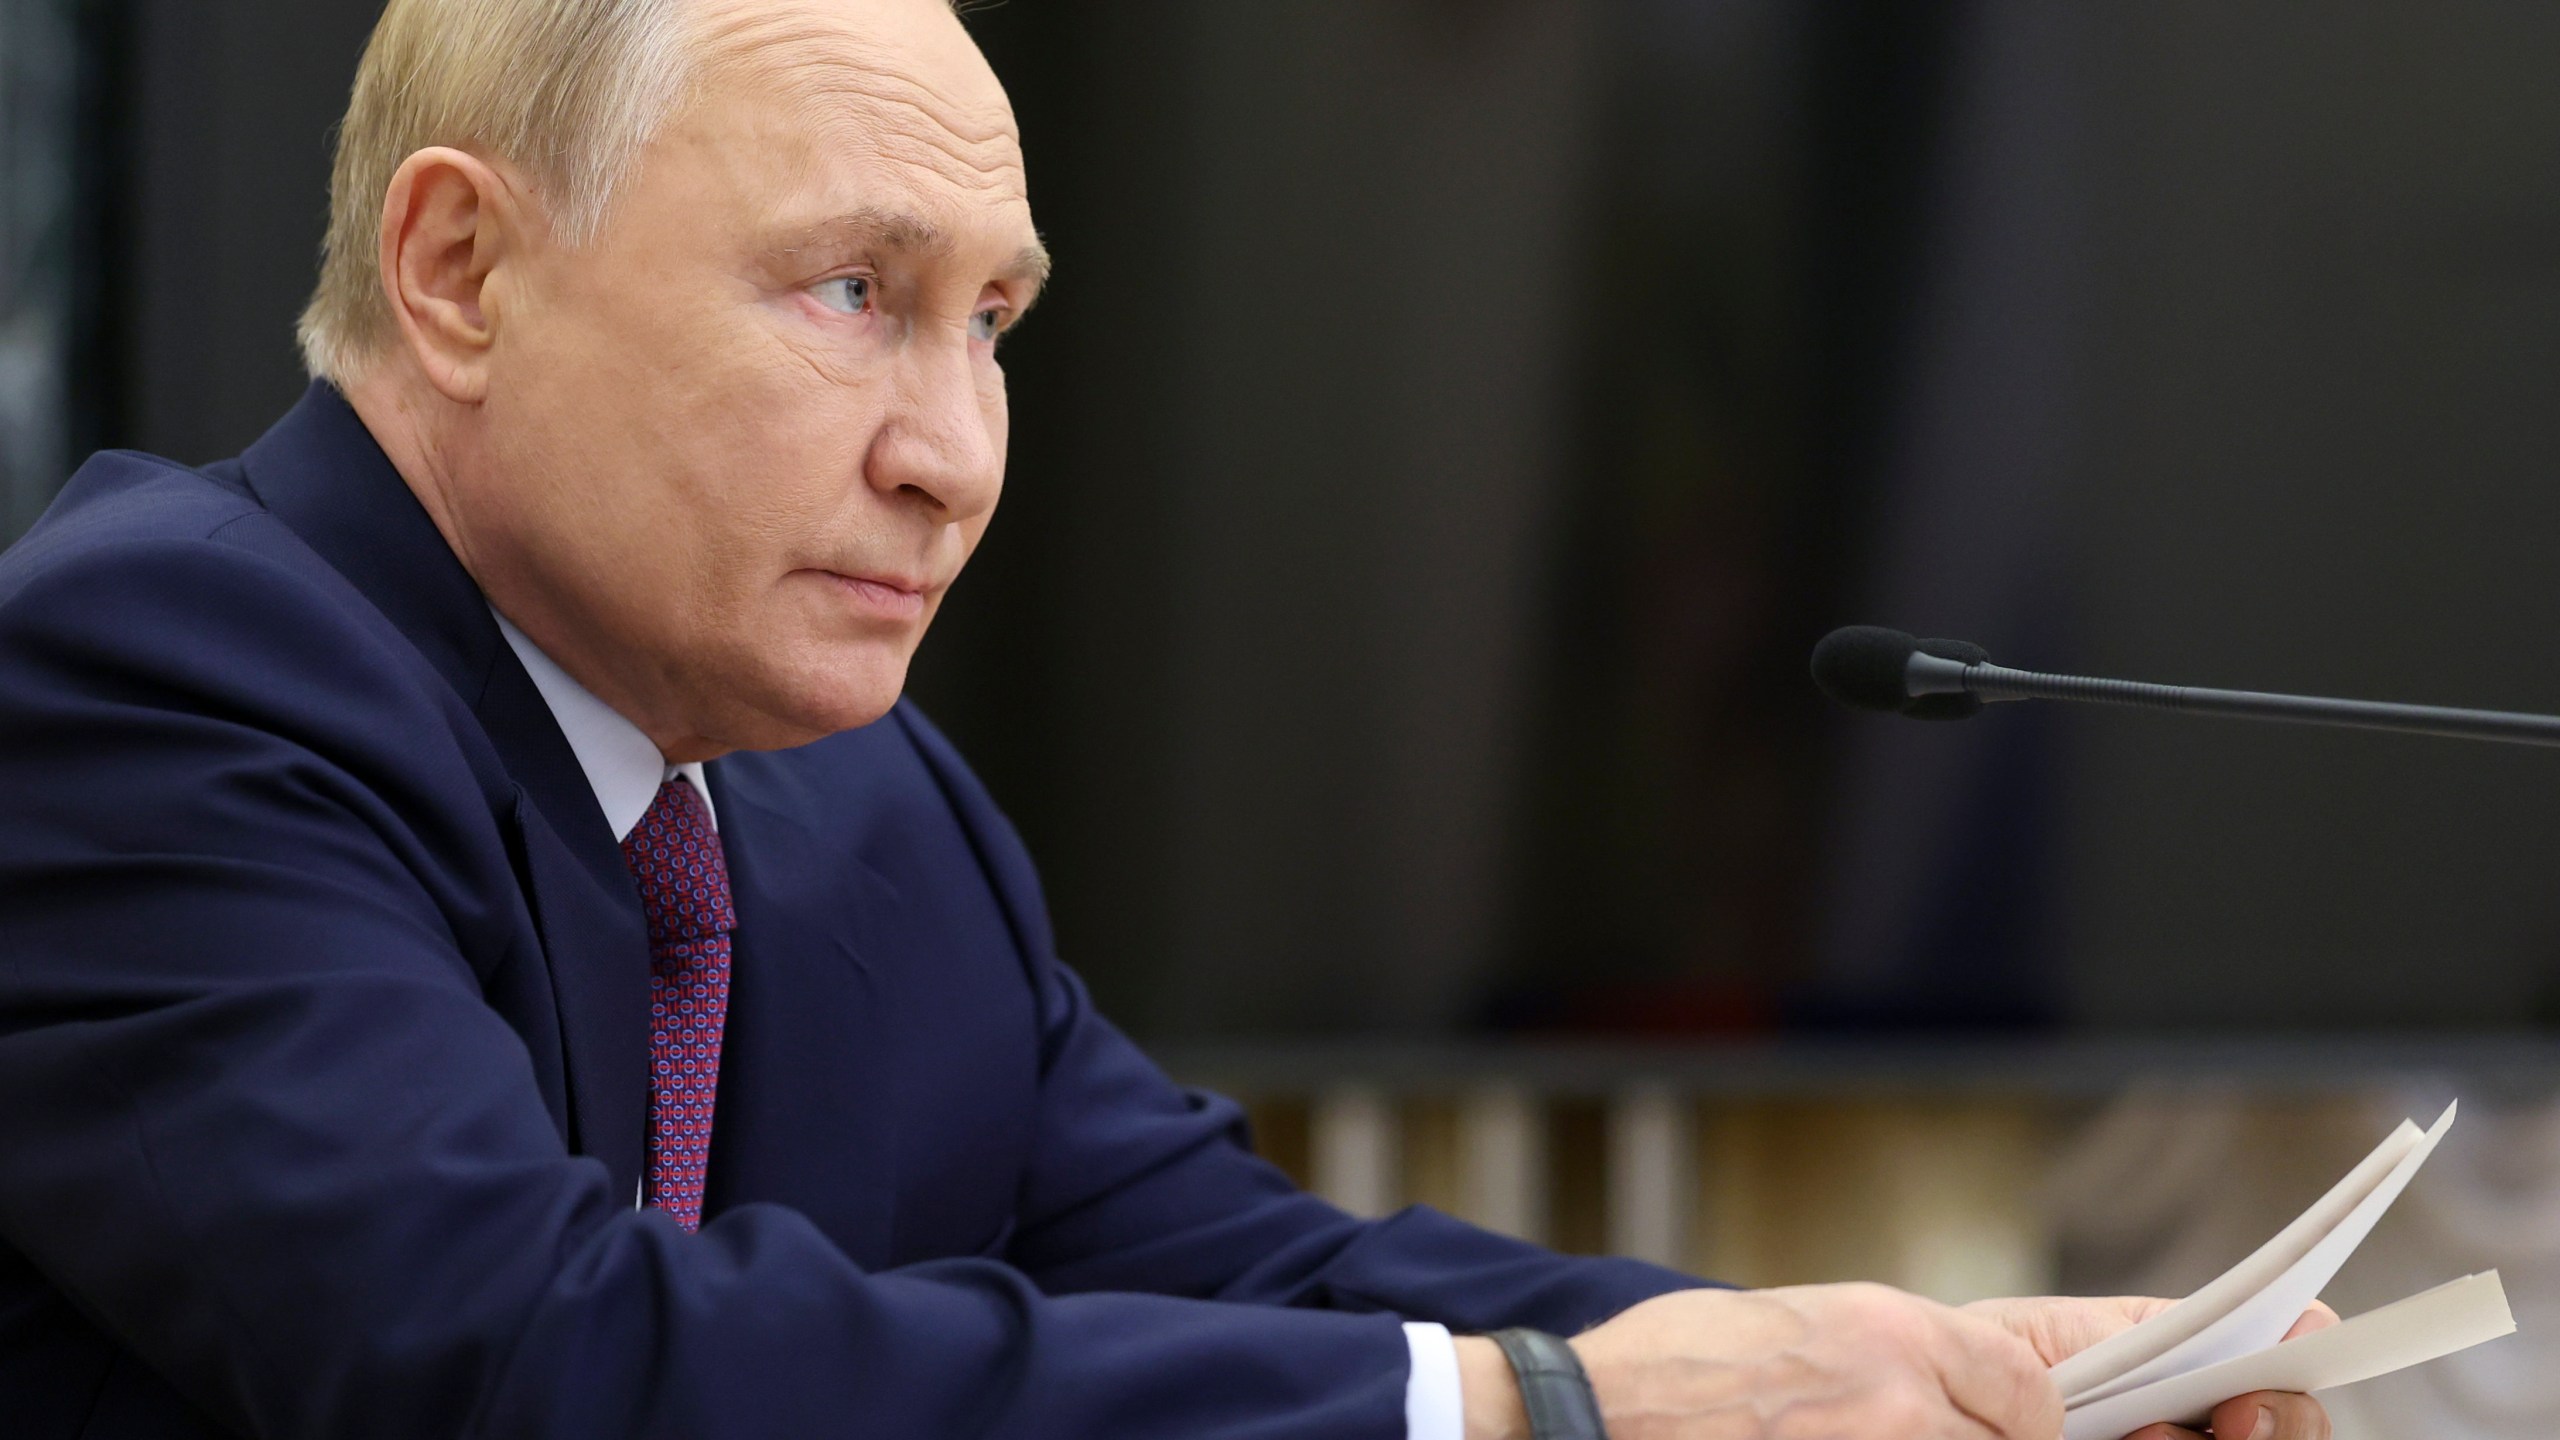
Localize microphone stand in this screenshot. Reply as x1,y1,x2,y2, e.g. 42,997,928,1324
1904,652,2560,750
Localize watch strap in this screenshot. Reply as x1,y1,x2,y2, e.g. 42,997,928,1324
1490,1328,1610,1440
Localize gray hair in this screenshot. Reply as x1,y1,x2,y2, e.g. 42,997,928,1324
296,0,701,384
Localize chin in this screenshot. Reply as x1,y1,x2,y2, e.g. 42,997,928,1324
733,646,913,750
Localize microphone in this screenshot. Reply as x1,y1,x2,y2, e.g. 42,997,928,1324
1811,625,2560,749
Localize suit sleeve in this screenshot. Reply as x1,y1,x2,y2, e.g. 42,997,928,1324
894,707,1710,1337
0,536,1416,1440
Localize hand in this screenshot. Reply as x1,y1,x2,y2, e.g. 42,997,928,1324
1961,1295,2338,1440
1456,1282,2061,1439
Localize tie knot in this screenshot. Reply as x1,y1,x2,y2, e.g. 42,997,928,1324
620,777,737,945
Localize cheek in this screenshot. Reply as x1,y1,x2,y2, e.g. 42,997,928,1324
502,260,887,598
491,293,746,511
980,364,1011,458
663,346,873,511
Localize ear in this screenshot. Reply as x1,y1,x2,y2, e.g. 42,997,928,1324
376,146,529,404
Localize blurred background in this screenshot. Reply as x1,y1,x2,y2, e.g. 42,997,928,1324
6,1,2560,1433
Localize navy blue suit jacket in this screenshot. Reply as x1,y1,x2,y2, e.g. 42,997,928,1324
0,385,1694,1439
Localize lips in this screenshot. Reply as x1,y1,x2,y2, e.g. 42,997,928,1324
811,569,932,622
834,570,931,597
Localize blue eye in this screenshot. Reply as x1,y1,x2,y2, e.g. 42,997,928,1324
814,276,874,315
969,308,1004,343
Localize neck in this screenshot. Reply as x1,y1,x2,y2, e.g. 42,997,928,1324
343,368,478,582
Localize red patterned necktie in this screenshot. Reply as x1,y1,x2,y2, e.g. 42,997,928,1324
620,775,735,1232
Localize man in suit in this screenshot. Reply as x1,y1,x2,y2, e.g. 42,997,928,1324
0,0,2334,1436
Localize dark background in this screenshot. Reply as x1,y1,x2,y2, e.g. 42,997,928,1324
10,0,2560,1042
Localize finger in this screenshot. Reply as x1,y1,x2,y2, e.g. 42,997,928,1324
1935,1313,2066,1440
2282,1301,2341,1340
2090,1295,2180,1327
1964,1296,2180,1366
2122,1427,2205,1440
2208,1390,2331,1440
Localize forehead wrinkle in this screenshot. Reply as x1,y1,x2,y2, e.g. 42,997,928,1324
823,118,1026,198
790,56,1025,197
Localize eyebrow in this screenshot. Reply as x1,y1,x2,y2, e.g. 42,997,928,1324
769,207,1052,302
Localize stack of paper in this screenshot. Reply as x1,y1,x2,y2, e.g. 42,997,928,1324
2055,1102,2516,1440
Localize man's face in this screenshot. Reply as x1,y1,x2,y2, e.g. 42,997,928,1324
466,0,1042,757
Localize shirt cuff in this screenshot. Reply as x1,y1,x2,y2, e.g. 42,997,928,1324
1403,1321,1464,1440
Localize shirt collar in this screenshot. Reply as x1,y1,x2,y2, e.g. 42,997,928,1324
491,611,714,841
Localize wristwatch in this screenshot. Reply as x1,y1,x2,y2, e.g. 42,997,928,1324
1490,1328,1610,1440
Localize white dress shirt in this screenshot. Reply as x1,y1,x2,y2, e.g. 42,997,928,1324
492,612,1464,1440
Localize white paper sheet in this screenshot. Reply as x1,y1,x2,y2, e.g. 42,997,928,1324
2054,1102,2521,1440
2063,1102,2457,1407
2060,1271,2514,1440
2048,1112,2427,1402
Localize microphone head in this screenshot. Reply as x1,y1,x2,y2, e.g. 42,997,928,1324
1811,627,1991,719
1811,626,1923,712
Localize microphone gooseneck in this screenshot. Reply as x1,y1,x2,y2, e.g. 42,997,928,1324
1810,625,2560,750
1965,668,2189,711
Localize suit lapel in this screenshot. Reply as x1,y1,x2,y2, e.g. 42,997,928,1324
702,755,905,1264
488,661,655,1201
239,382,654,1199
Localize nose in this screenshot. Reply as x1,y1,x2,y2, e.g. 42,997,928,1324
864,330,1004,523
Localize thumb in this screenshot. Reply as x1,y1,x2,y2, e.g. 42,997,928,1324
1965,1296,2178,1367
2284,1300,2341,1340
